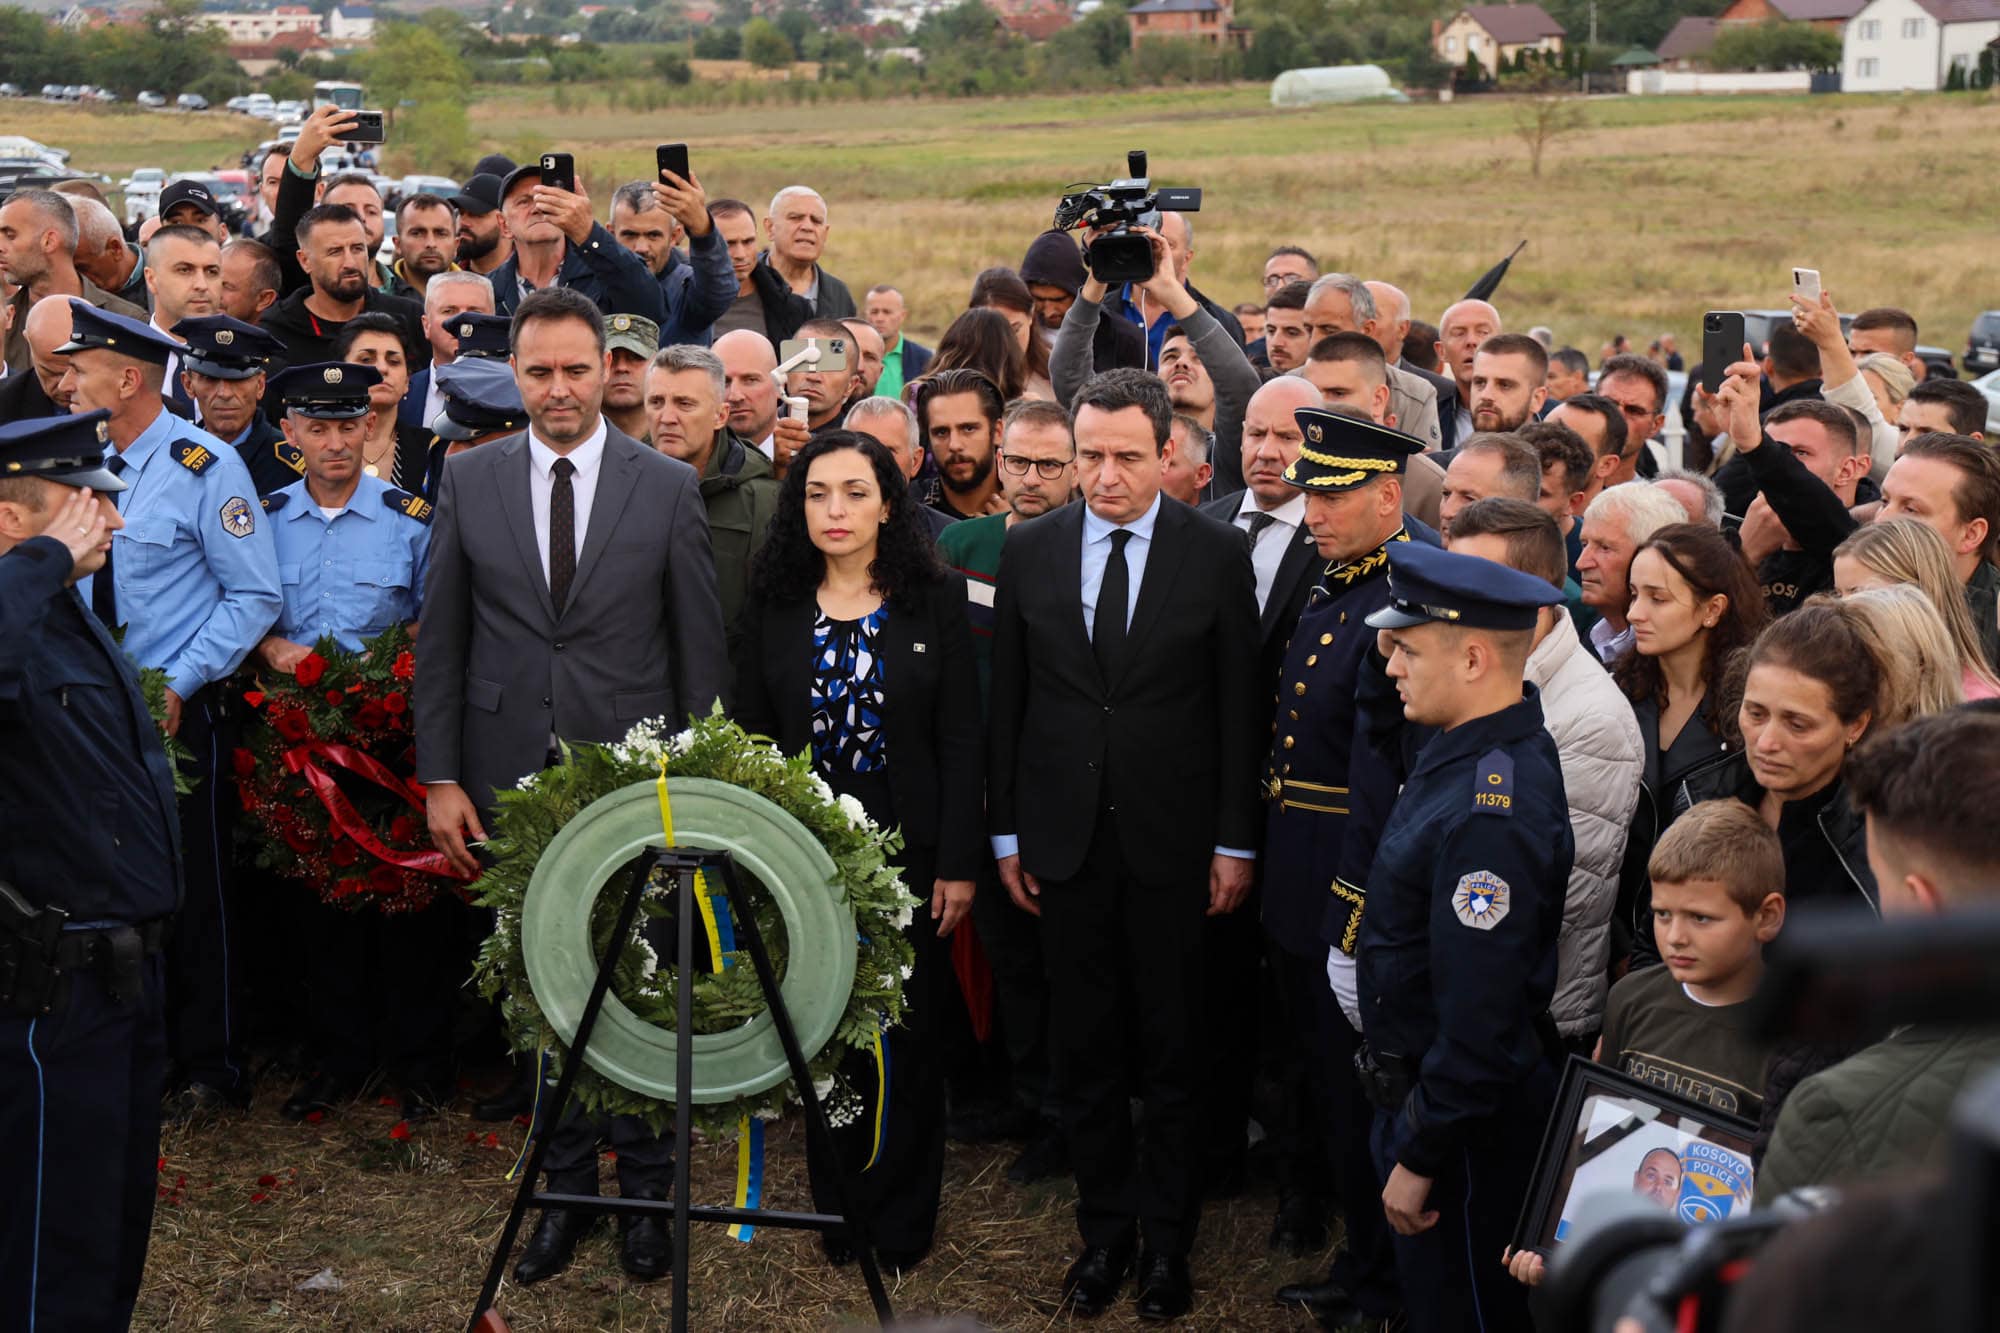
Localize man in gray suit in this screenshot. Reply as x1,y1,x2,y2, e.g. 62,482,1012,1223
415,285,727,1283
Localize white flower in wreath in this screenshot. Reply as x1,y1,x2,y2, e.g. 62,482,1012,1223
879,971,897,989
900,963,914,981
892,903,914,930
836,793,870,829
808,773,836,804
813,1074,835,1101
666,728,696,756
635,937,659,980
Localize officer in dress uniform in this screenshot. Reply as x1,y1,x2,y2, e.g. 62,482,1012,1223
1354,541,1572,1333
58,301,283,1120
0,412,182,1332
254,363,448,1121
1262,407,1436,1328
172,314,298,496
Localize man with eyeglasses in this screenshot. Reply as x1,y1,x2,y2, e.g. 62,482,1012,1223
1593,354,1671,482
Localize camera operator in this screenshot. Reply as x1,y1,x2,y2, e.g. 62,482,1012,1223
1104,211,1243,365
1756,709,2000,1203
1050,226,1257,496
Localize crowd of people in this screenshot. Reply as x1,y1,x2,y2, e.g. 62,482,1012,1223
2,98,1997,1332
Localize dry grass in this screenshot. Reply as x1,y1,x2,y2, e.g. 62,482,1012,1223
138,1092,1328,1331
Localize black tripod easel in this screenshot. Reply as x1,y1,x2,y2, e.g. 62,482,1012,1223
466,844,895,1333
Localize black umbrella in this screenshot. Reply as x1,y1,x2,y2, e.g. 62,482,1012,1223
1463,240,1527,303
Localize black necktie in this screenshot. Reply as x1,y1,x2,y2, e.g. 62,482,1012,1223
90,455,126,628
1244,511,1277,548
548,457,576,615
1094,528,1132,679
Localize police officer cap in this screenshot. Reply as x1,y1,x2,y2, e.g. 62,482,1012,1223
56,301,179,366
0,410,127,493
449,311,514,361
1365,541,1563,633
269,362,383,420
172,315,286,381
1285,406,1426,493
431,358,525,441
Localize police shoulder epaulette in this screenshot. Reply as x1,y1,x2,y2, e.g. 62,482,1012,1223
1471,747,1514,816
384,488,433,525
171,439,218,475
260,492,290,514
275,439,305,475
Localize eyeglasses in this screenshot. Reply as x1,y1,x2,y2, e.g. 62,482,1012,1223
1263,271,1310,290
1000,454,1072,479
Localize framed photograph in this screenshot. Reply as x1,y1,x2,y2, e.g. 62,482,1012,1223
1513,1055,1759,1256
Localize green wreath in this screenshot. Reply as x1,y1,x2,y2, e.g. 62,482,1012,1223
471,709,922,1136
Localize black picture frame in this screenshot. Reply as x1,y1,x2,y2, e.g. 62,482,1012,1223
1512,1054,1760,1257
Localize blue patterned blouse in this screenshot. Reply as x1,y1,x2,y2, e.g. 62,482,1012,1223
810,606,889,774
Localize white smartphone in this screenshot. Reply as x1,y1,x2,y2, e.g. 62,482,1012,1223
1792,267,1821,305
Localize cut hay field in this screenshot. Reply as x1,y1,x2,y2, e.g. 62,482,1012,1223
13,86,2000,354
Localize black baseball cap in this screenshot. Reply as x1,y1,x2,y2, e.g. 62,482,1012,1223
448,173,503,217
158,179,221,220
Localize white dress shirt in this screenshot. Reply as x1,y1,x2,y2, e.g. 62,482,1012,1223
1590,617,1634,665
152,317,183,394
1232,491,1306,614
527,415,607,586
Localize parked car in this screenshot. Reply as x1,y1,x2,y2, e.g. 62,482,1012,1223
274,99,308,122
122,167,165,225
85,88,119,104
1965,312,2000,377
40,84,63,100
176,92,209,111
1970,369,2000,436
1915,345,1958,380
136,90,167,108
0,83,22,99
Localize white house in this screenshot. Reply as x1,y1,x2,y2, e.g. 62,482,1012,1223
201,6,321,44
325,4,377,43
1841,0,2000,91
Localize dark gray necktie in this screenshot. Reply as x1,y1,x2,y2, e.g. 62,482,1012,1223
548,457,576,615
1094,528,1132,678
1244,511,1277,548
90,455,127,627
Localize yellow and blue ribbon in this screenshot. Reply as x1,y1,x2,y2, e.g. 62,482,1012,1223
862,1024,891,1172
656,758,764,1241
504,1046,551,1184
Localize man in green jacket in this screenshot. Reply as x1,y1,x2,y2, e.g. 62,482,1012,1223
642,343,778,654
1756,710,2000,1203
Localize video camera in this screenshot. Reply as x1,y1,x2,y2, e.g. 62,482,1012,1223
1540,907,2000,1332
1053,150,1200,285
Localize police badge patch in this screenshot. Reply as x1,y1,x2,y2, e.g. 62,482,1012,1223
219,495,255,538
1676,1141,1754,1224
1451,871,1509,930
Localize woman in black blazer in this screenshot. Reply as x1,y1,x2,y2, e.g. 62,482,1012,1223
734,431,983,1272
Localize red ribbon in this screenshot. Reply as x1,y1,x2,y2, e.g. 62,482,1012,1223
282,741,476,882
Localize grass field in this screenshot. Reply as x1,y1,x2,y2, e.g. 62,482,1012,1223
11,86,2000,355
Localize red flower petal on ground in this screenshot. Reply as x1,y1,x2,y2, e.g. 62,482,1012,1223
257,1173,278,1187
157,1156,166,1172
388,1121,411,1141
392,651,415,680
293,653,328,687
250,1192,268,1204
242,690,265,709
482,1132,501,1149
305,1111,324,1124
382,692,407,715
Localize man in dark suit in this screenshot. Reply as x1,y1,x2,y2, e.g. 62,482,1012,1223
1366,280,1459,443
415,287,728,1286
988,367,1260,1321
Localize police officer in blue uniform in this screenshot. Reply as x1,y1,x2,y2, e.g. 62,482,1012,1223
1263,407,1437,1327
256,361,450,1121
404,356,528,502
443,310,515,361
58,301,283,1119
1355,541,1572,1333
173,314,299,496
0,412,182,1332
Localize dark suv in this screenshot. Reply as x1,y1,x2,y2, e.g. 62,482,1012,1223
1967,312,2000,377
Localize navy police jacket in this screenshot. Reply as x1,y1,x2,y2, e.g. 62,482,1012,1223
1356,686,1571,1178
1261,522,1434,957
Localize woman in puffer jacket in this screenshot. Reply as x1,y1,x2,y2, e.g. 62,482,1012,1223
1611,524,1769,969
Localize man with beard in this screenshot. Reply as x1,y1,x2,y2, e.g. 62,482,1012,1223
862,284,930,401
602,313,659,443
218,239,281,325
788,316,857,439
446,175,511,278
715,328,807,478
143,226,223,408
1260,280,1314,374
172,315,296,495
708,198,810,346
401,270,497,432
1435,299,1502,449
0,188,147,374
1460,334,1549,440
643,343,777,646
920,367,1006,521
840,316,886,402
758,185,854,317
609,175,734,346
1595,354,1671,485
387,194,459,302
322,175,393,290
260,204,426,379
1303,275,1441,451
1019,228,1144,374
488,164,663,323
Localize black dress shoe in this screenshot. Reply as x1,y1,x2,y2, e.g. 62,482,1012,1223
513,1208,601,1285
1274,1276,1359,1325
876,1243,930,1275
1269,1192,1330,1255
618,1213,671,1281
1061,1243,1133,1317
1005,1122,1070,1185
821,1234,855,1266
1133,1251,1192,1321
473,1066,538,1122
279,1072,363,1122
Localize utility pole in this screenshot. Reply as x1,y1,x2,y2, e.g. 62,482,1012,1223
1583,0,1597,93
